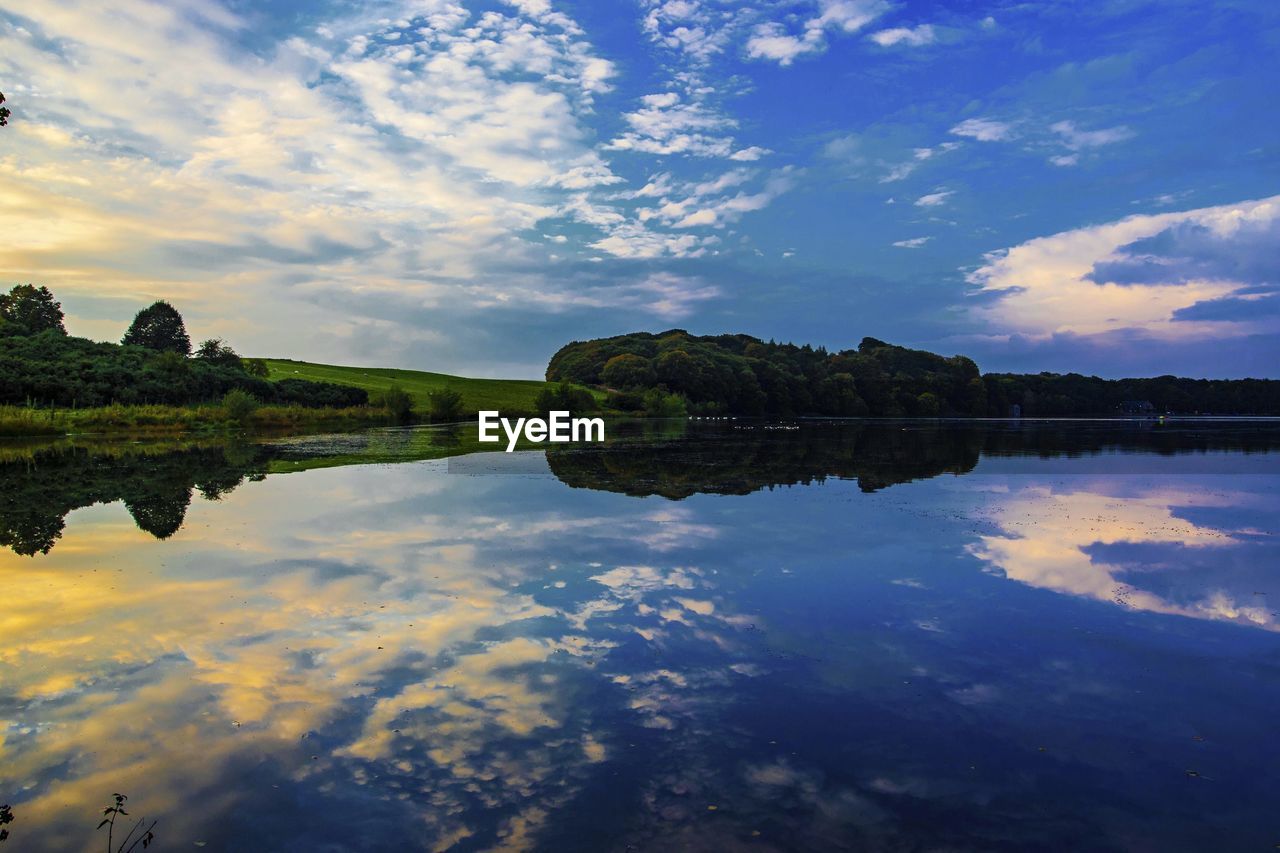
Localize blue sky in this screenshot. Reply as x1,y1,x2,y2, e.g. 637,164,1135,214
1,0,1277,377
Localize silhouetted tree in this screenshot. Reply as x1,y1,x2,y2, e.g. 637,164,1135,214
122,301,191,355
0,284,65,335
0,91,10,127
125,488,191,539
195,338,243,369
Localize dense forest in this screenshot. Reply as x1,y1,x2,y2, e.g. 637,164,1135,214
0,285,366,408
547,330,1280,417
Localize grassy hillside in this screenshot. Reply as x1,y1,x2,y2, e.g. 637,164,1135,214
262,358,598,414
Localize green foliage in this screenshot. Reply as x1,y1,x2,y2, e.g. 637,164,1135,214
426,387,465,421
642,388,688,418
122,301,191,355
195,338,243,369
600,353,655,389
382,384,414,421
0,328,367,410
0,284,65,335
548,331,980,417
549,330,1280,417
242,357,270,377
221,388,258,422
533,381,597,414
981,372,1280,416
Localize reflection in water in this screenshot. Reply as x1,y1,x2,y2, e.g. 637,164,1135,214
0,442,269,555
7,419,1280,555
1,422,1279,850
970,483,1277,630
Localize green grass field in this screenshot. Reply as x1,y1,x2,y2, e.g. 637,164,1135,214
261,358,596,415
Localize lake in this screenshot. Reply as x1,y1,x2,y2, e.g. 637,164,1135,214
2,420,1278,851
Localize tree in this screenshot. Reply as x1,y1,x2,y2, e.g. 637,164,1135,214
222,388,258,422
0,91,10,127
600,353,654,389
194,338,243,369
242,358,269,377
534,382,596,414
426,387,465,421
382,385,413,421
122,301,191,354
0,284,65,335
642,388,688,418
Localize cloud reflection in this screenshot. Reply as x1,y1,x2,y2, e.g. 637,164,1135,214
968,482,1276,630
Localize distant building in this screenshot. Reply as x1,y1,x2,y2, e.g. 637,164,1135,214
1121,400,1155,415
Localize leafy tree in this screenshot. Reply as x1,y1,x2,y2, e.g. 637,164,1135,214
195,338,243,369
600,353,654,389
534,381,596,414
0,91,9,127
222,388,258,422
427,387,465,421
382,384,413,421
0,284,65,335
122,301,191,355
242,357,270,377
642,388,688,418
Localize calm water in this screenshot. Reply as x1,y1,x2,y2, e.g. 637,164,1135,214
2,421,1279,851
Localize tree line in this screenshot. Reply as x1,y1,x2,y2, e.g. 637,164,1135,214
546,330,1280,417
0,284,366,408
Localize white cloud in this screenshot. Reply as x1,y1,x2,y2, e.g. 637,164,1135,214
745,0,890,65
869,24,936,47
967,195,1280,340
1050,120,1133,150
606,91,747,158
1046,120,1133,165
915,190,954,207
0,0,794,366
949,117,1013,142
892,237,932,248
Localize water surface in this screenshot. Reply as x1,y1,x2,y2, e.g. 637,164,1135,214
2,421,1278,851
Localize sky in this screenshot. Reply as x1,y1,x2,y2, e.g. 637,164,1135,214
1,0,1277,379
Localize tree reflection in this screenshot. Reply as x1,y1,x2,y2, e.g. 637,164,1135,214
548,419,1280,498
0,444,270,555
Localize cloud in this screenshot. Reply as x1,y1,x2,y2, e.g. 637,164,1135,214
869,25,936,47
1046,120,1133,165
967,195,1280,342
640,0,742,62
970,483,1277,631
892,237,932,248
914,190,954,207
587,167,795,258
0,0,799,374
1049,120,1133,150
605,91,761,160
949,117,1013,142
745,0,890,65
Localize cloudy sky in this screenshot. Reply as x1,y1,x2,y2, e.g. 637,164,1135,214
1,0,1277,378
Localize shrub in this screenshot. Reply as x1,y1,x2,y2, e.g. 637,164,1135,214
642,388,688,418
242,357,269,377
222,388,258,422
533,381,597,414
382,385,414,421
426,387,464,421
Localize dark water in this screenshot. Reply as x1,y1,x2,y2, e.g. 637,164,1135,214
2,420,1278,851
